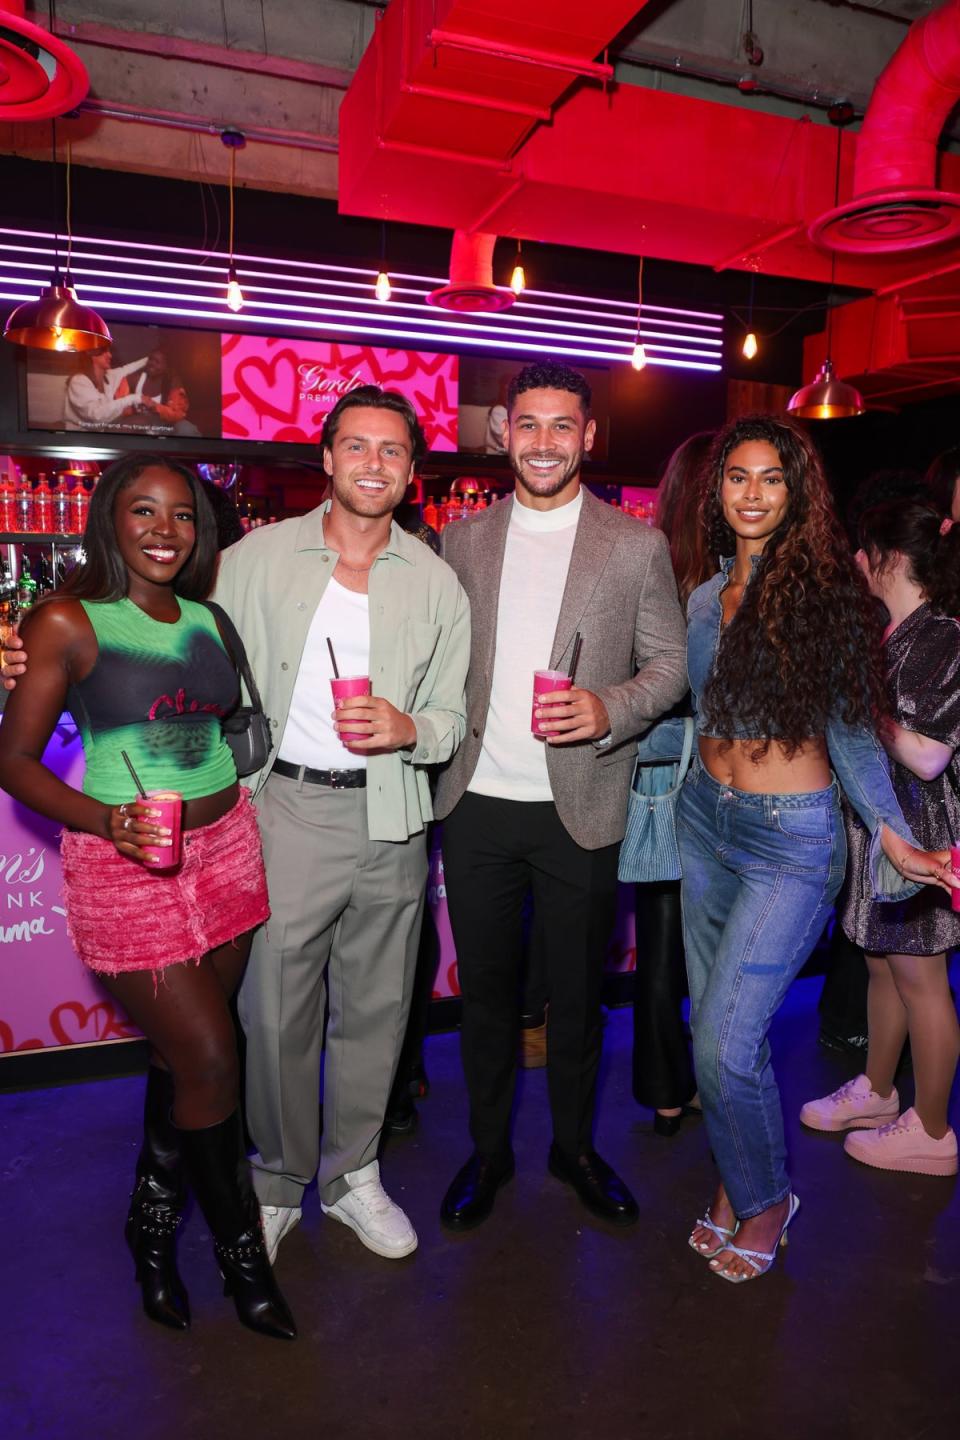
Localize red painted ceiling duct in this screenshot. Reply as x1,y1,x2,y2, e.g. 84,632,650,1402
428,230,514,312
811,0,960,255
0,0,89,119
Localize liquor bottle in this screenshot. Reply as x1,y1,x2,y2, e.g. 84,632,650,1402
0,475,15,532
0,552,18,637
37,552,55,596
34,474,53,533
422,498,439,530
14,474,34,533
52,479,71,534
70,482,90,535
16,550,37,615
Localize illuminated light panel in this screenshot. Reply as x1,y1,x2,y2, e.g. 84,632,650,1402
0,226,724,373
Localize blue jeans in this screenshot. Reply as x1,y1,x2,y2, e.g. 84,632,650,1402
677,759,846,1217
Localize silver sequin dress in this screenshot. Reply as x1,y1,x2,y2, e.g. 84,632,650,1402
840,603,960,956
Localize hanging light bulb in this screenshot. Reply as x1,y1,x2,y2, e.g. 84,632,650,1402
742,331,759,360
222,130,246,314
628,256,647,370
375,269,392,302
226,263,244,313
510,239,526,296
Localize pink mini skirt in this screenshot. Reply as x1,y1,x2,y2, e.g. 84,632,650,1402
60,789,270,975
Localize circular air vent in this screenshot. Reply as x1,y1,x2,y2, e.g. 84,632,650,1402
426,283,515,314
0,4,89,121
810,189,960,255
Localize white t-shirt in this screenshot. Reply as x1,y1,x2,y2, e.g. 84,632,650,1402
278,577,371,770
468,490,582,802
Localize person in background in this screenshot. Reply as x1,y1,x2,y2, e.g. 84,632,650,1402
817,468,934,1058
925,444,960,524
199,478,246,552
678,416,956,1283
138,348,201,437
0,455,296,1339
64,349,155,431
436,362,688,1232
632,430,715,1136
800,499,960,1177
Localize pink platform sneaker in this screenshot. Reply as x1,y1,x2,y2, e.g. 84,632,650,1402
844,1108,959,1176
799,1074,899,1133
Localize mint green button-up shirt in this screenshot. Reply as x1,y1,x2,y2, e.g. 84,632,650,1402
213,501,470,842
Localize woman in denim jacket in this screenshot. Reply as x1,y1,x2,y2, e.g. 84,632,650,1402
638,415,957,1283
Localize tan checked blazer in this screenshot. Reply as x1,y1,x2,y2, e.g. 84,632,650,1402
434,487,688,850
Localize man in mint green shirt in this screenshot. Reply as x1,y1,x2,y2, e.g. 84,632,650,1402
214,386,469,1265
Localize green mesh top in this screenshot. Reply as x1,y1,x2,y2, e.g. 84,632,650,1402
67,596,239,804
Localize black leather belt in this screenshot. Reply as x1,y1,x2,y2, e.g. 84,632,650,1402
272,758,367,789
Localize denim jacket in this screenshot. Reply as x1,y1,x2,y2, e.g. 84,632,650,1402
637,557,920,901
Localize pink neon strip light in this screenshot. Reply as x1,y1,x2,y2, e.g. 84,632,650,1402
0,260,721,350
0,287,722,370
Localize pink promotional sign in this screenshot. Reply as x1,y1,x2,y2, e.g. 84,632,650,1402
221,335,459,451
0,718,138,1056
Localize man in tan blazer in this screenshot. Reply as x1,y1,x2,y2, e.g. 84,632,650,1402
436,361,687,1231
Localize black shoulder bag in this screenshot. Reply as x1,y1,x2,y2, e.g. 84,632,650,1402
205,601,273,777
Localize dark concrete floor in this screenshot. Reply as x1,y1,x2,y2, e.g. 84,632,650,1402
2,974,959,1440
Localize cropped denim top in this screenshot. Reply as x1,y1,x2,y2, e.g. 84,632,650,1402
637,556,920,902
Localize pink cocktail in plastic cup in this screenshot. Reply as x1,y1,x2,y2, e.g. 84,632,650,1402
531,669,572,737
331,675,372,743
951,843,960,913
142,790,183,870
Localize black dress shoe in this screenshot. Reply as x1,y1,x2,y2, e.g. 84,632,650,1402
547,1144,639,1225
440,1152,514,1232
383,1088,419,1136
653,1104,703,1138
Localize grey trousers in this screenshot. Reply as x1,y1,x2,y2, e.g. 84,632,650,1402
238,771,428,1207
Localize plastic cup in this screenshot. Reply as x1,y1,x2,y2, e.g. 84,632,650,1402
531,669,572,737
141,790,183,870
951,844,960,914
331,675,372,742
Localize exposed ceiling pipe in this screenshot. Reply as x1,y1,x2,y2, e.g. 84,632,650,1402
811,0,960,253
427,230,514,313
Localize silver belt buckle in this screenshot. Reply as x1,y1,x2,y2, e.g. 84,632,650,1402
328,769,348,790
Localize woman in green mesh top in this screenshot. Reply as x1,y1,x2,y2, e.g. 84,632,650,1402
0,454,295,1341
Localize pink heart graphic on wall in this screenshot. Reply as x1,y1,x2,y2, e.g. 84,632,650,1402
222,336,458,449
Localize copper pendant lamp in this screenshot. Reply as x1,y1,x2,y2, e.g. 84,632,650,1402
3,132,111,353
787,109,864,421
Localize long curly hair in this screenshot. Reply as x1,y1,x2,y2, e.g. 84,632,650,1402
700,414,888,755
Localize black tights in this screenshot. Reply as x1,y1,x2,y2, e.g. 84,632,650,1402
99,933,252,1130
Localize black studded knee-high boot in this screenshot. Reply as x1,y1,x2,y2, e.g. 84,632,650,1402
179,1111,297,1341
125,1065,191,1331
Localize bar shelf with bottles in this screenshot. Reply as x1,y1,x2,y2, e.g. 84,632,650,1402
418,471,659,534
0,465,92,640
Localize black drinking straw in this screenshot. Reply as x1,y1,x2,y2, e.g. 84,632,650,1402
120,749,148,799
569,631,583,685
326,637,340,679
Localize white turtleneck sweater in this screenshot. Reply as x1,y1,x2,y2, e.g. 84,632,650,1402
468,489,583,802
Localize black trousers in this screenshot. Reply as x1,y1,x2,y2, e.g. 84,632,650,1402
442,792,620,1160
632,880,696,1110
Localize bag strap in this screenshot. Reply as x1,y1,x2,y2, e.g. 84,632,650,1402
205,601,266,715
676,716,696,784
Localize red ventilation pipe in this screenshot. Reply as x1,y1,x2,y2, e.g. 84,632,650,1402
811,0,960,254
0,0,89,119
427,230,515,313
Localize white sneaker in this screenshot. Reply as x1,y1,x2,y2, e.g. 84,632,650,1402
320,1160,418,1259
799,1074,899,1133
259,1204,302,1265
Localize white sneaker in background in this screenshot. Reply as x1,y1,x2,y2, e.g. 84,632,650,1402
799,1074,899,1133
260,1204,302,1265
321,1160,418,1259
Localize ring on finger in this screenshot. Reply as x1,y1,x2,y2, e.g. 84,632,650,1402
119,802,129,818
123,816,133,831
